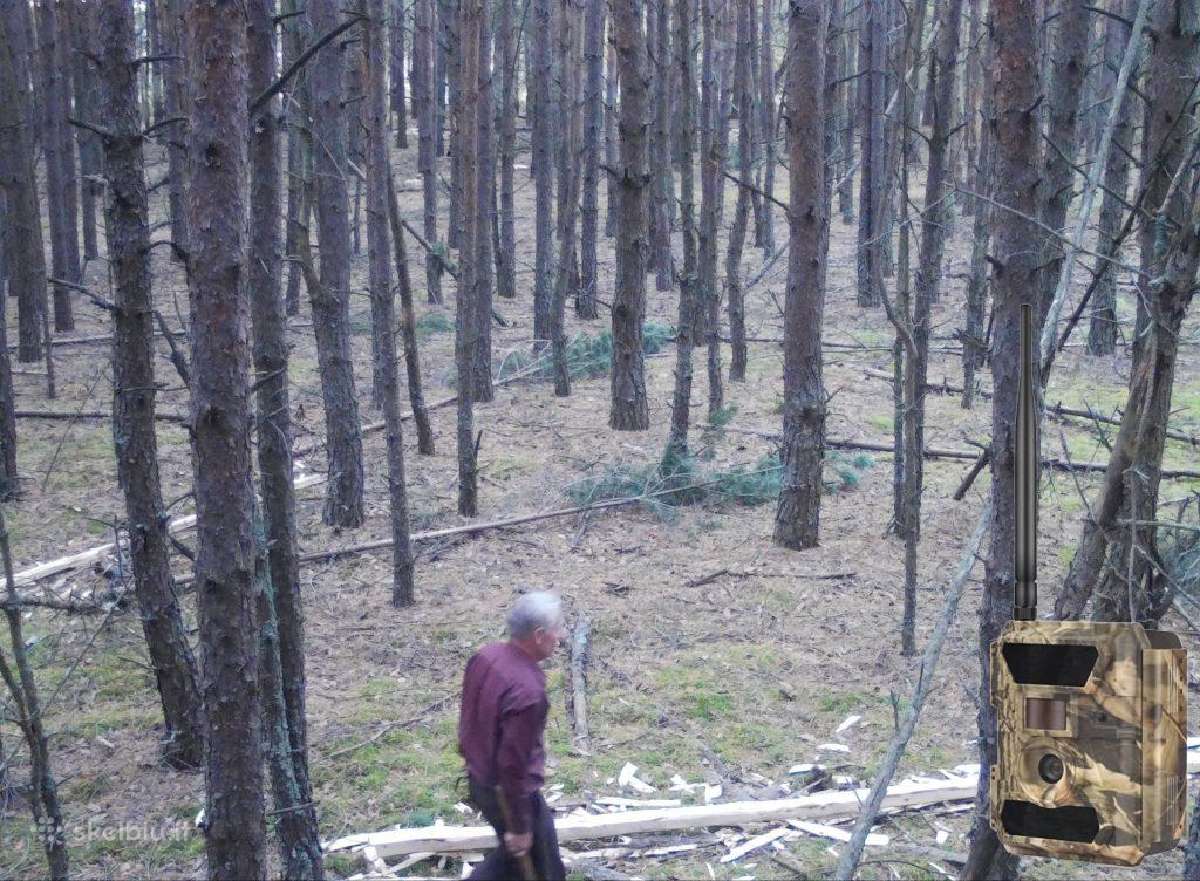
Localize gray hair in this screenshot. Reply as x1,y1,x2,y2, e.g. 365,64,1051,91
507,592,562,639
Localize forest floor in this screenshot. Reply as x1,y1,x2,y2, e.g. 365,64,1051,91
1,136,1199,881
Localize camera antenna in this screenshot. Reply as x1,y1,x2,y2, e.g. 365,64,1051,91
1015,303,1037,621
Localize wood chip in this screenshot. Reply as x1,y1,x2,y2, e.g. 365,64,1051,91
835,715,862,733
787,819,888,847
720,827,791,863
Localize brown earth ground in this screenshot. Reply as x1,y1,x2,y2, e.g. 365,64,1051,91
1,129,1198,881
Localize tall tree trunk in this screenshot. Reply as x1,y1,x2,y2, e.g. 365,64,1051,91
552,0,581,394
391,0,410,147
700,0,724,417
98,0,206,773
962,0,1040,875
836,0,855,224
161,0,191,264
146,0,163,127
605,41,620,237
495,0,518,299
247,1,324,875
386,173,437,454
456,0,481,516
0,9,49,364
281,0,308,316
1087,0,1137,356
1081,0,1198,625
961,4,995,410
309,0,366,527
577,0,605,318
665,0,698,464
447,0,462,248
724,0,754,381
855,0,885,307
759,0,777,249
35,0,80,332
901,0,963,654
366,0,419,607
414,0,445,303
610,0,651,430
68,1,101,262
186,4,267,877
652,0,676,291
0,196,13,499
348,52,366,257
1034,0,1089,326
436,0,449,154
472,0,495,401
773,0,827,551
532,0,556,348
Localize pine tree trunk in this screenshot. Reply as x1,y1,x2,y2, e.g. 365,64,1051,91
247,2,325,875
962,0,1040,875
186,4,267,877
309,0,366,528
447,0,463,249
0,10,49,364
1087,0,1136,356
773,0,827,551
391,0,410,147
456,0,481,516
652,0,676,291
414,0,445,303
605,42,620,237
855,0,885,307
364,0,419,608
436,0,449,154
610,0,651,430
495,0,518,299
532,0,556,348
67,2,101,262
348,55,366,258
836,0,855,224
724,0,753,382
699,0,724,417
758,0,776,250
386,173,437,455
0,197,19,498
161,0,191,264
577,0,605,318
98,0,206,773
472,0,495,402
282,0,309,317
665,0,698,463
552,0,580,394
35,0,80,331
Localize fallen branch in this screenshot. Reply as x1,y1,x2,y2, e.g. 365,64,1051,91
14,409,188,424
325,696,454,760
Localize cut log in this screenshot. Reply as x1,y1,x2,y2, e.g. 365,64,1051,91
720,826,791,862
568,615,592,753
324,775,984,859
788,819,888,847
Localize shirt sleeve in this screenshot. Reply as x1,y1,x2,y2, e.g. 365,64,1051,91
495,697,542,835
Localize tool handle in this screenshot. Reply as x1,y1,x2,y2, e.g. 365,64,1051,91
494,785,539,881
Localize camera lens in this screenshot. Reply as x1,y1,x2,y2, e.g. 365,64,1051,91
1038,753,1064,784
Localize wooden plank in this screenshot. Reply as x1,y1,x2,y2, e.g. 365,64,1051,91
324,776,981,859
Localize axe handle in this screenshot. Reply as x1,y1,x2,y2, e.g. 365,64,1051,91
494,785,539,881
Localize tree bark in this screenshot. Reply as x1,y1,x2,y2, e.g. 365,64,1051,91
68,1,102,261
97,0,206,773
386,173,437,455
1087,0,1137,356
610,0,651,430
577,0,605,318
366,0,419,607
837,0,856,224
495,0,518,299
247,1,324,875
472,0,496,403
664,0,698,464
282,0,309,316
855,0,885,307
0,197,18,498
456,0,481,516
773,0,827,551
414,0,445,303
391,0,410,147
962,0,1040,875
186,4,267,877
553,0,581,395
651,0,676,291
309,0,366,527
532,0,556,348
724,0,754,382
759,0,777,249
699,0,724,417
0,10,49,364
35,0,80,332
605,42,620,237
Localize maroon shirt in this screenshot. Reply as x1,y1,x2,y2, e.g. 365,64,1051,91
457,641,548,834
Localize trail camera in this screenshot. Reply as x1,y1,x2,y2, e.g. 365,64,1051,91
987,305,1187,866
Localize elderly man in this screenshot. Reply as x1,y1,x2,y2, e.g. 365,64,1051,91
458,592,568,881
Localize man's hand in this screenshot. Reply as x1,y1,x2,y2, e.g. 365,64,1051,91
504,830,533,857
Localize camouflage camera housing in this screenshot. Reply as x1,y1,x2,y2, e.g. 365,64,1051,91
988,619,1187,866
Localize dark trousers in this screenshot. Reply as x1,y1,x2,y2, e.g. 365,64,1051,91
466,775,566,881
